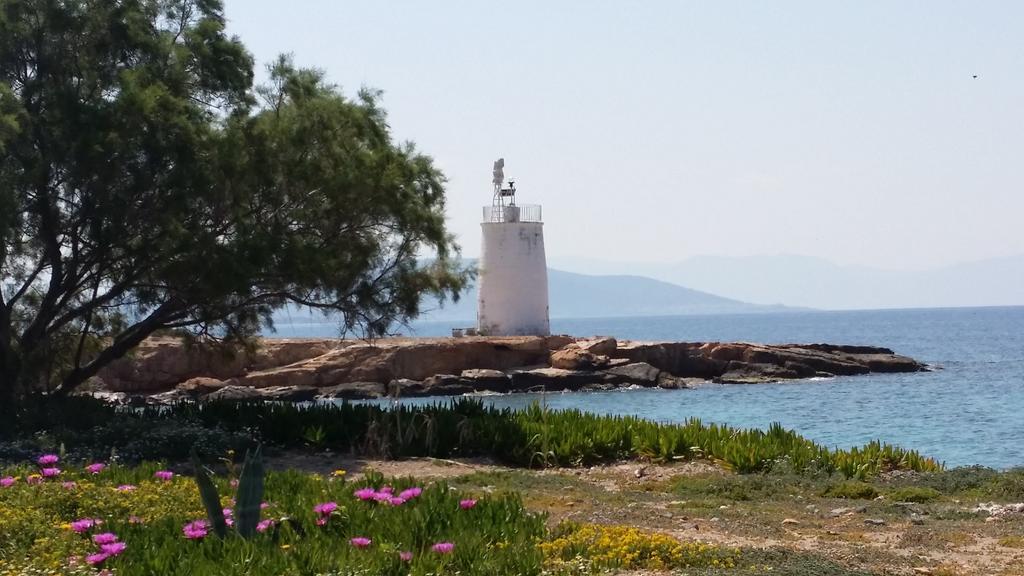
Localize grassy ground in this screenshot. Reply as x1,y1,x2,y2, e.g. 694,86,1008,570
386,457,1024,575
1,399,1019,574
2,451,1022,575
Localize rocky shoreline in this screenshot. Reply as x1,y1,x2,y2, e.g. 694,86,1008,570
82,335,928,404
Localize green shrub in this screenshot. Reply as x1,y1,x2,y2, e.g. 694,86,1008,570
673,473,814,502
886,486,941,503
3,396,944,478
822,481,878,500
982,468,1024,500
883,467,1024,500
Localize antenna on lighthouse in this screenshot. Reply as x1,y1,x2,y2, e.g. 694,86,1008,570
492,158,516,208
492,158,504,188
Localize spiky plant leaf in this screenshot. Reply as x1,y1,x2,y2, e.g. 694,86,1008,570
235,445,265,538
190,448,228,538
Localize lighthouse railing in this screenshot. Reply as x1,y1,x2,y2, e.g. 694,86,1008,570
482,204,542,223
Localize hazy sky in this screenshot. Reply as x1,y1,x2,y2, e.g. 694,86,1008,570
224,1,1023,270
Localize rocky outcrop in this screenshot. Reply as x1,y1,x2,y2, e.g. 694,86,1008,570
602,362,661,386
97,338,338,392
577,337,617,356
508,368,602,392
317,382,387,400
610,341,923,381
87,334,926,403
549,347,608,371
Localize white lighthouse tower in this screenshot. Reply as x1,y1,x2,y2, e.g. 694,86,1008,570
477,159,550,336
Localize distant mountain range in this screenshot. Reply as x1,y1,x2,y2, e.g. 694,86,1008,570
416,268,786,323
270,253,1023,329
548,254,1024,310
272,268,785,327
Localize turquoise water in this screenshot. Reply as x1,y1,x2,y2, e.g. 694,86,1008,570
269,306,1024,469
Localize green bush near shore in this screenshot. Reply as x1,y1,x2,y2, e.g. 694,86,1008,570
0,397,942,478
821,481,879,500
885,486,942,503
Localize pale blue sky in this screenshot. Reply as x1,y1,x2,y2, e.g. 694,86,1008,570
224,1,1023,270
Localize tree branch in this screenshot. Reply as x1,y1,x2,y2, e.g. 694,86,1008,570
53,301,189,395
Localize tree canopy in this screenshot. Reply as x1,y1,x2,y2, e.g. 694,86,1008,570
0,0,467,398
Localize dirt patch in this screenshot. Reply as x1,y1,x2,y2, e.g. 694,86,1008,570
545,460,725,493
263,453,506,479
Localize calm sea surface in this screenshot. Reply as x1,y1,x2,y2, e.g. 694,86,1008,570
268,306,1024,469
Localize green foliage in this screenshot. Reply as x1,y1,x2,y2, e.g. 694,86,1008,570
3,397,943,479
191,449,230,538
0,0,468,398
672,473,815,502
885,486,941,503
0,460,548,575
191,445,265,539
877,467,1024,501
234,445,265,538
821,481,879,500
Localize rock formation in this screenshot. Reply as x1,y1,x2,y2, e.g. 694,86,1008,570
86,335,927,403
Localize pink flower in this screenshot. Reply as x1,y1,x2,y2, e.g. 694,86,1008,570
62,481,77,490
225,517,234,527
313,502,337,516
354,487,377,501
222,508,233,517
398,487,422,500
92,533,118,545
41,467,61,478
399,551,413,562
0,477,15,488
38,454,59,466
389,497,407,506
115,484,136,492
183,520,209,540
432,542,455,554
459,499,477,510
379,485,393,494
128,516,144,525
85,553,109,566
154,470,174,481
26,474,42,485
260,502,270,510
372,491,393,503
71,519,97,533
256,519,275,533
315,517,328,527
229,478,239,488
86,463,106,475
349,537,372,549
100,542,126,556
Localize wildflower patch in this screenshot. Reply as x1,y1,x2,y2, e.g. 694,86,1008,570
0,457,547,575
541,522,740,571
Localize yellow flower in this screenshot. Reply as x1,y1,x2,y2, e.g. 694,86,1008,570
331,469,346,478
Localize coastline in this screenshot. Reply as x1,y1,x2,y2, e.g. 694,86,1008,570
85,335,926,405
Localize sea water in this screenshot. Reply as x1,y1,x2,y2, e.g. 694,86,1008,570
268,306,1024,469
